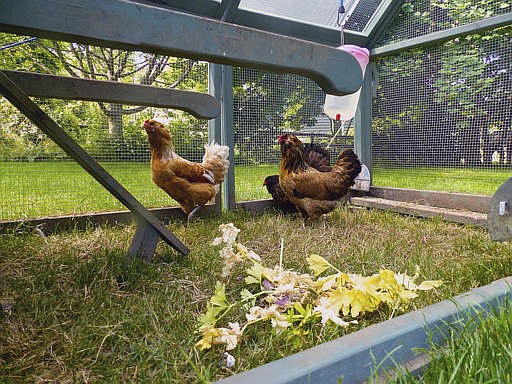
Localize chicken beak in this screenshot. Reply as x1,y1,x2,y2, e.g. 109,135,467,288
142,119,151,131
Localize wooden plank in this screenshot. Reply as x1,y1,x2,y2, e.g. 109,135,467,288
232,8,367,47
368,186,492,213
3,70,220,119
235,199,275,214
354,63,374,173
371,13,512,57
0,205,217,234
219,65,236,210
0,0,362,96
350,196,487,226
143,0,367,46
0,69,189,256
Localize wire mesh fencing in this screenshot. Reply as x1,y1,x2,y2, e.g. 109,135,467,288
378,0,512,46
372,0,512,195
2,4,511,222
232,67,355,202
0,34,352,220
0,36,210,220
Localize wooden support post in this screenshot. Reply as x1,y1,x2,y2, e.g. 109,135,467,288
220,65,236,210
208,63,236,211
0,69,189,259
208,63,224,215
354,62,375,178
127,221,161,262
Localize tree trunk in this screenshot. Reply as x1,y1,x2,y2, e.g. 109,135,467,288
107,104,124,143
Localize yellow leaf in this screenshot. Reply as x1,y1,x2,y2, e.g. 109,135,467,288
306,254,332,276
314,274,339,292
195,336,212,351
416,280,443,290
211,281,228,308
398,290,418,301
245,262,265,284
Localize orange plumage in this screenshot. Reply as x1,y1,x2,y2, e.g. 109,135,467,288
143,119,229,220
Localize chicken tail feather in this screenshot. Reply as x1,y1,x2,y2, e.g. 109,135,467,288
332,148,362,188
202,142,230,184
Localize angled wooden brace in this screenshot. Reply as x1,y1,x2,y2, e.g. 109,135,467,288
0,70,189,260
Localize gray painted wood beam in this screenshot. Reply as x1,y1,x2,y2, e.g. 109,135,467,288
209,1,237,211
2,70,219,119
354,63,374,174
371,13,512,57
0,69,189,257
142,0,367,46
219,65,236,210
0,0,363,96
215,0,241,21
366,0,405,47
227,8,367,47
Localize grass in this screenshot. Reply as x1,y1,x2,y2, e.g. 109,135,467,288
0,162,275,220
373,167,511,196
0,161,510,220
384,299,512,383
2,207,512,382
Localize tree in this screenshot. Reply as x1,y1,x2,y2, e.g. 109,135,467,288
232,68,325,164
38,41,197,153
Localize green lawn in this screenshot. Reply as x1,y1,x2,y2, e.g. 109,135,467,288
0,162,275,220
0,161,510,220
386,299,512,383
2,208,512,383
373,167,511,196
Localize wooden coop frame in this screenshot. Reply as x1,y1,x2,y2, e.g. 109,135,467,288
1,0,512,257
0,0,392,259
2,1,512,382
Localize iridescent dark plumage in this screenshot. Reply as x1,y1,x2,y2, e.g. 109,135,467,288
277,134,362,223
263,175,298,213
264,141,333,213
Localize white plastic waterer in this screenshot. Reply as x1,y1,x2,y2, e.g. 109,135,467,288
323,45,370,121
352,164,370,192
324,45,371,192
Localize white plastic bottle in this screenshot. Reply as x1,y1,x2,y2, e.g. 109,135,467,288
324,45,370,121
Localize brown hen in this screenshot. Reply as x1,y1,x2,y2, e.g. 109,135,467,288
264,143,332,213
277,133,361,223
143,119,229,222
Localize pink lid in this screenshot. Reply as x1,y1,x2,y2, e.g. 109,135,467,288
339,44,370,69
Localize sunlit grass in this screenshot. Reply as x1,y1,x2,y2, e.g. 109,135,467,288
0,161,509,220
373,167,510,195
2,208,512,382
385,299,512,383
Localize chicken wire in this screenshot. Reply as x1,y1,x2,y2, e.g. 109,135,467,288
377,0,512,46
0,99,211,220
372,24,512,191
232,67,355,202
0,37,209,220
2,9,511,220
